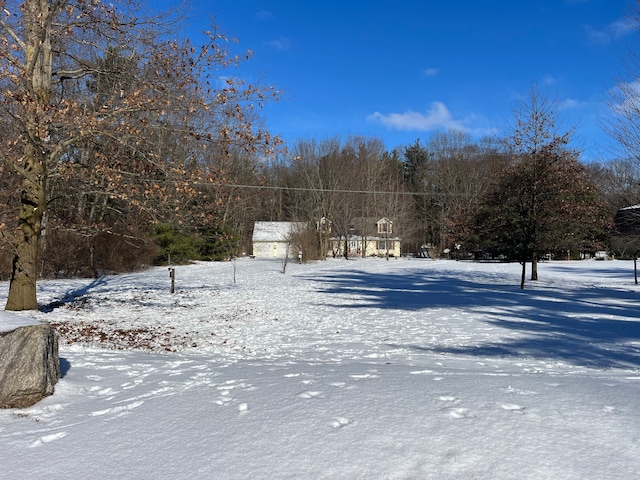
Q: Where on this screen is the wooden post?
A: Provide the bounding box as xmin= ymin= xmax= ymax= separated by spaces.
xmin=169 ymin=268 xmax=175 ymax=293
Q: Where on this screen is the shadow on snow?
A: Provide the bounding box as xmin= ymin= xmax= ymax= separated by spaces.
xmin=307 ymin=267 xmax=640 ymax=370
xmin=40 ymin=277 xmax=108 ymax=313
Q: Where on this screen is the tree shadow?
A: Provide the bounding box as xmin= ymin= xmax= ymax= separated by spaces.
xmin=40 ymin=276 xmax=108 ymax=313
xmin=307 ymin=266 xmax=640 ymax=369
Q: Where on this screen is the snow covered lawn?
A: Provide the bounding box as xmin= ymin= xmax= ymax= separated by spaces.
xmin=1 ymin=258 xmax=640 ymax=479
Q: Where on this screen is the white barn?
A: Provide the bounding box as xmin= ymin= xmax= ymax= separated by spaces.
xmin=251 ymin=221 xmax=304 ymax=258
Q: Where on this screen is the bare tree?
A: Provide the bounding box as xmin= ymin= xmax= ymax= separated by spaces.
xmin=284 ymin=138 xmax=347 ymax=259
xmin=0 ymin=0 xmax=279 ymax=310
xmin=400 ymin=132 xmax=507 ymax=257
xmin=428 ymin=131 xmax=507 ymax=254
xmin=269 ymin=136 xmax=410 ymax=260
xmin=587 ymin=159 xmax=640 ymax=211
xmin=604 ymin=1 xmax=640 ymax=167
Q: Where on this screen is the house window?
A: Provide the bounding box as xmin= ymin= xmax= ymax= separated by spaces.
xmin=378 ymin=221 xmax=391 ymax=234
xmin=378 ymin=241 xmax=394 ymax=251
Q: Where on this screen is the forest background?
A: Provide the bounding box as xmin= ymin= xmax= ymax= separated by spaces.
xmin=1 ymin=0 xmax=640 ymax=309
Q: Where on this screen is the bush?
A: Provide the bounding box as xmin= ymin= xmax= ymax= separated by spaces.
xmin=151 ymin=223 xmax=238 ymax=264
xmin=40 ymin=226 xmax=157 ymax=278
xmin=290 ymin=225 xmax=321 ymax=261
xmin=151 ymin=223 xmax=200 ymax=264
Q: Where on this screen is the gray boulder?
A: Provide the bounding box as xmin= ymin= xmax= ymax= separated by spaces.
xmin=0 ymin=320 xmax=61 ymax=409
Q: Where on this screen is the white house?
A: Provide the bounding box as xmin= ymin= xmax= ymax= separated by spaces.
xmin=251 ymin=221 xmax=304 ymax=258
xmin=329 ymin=217 xmax=401 ymax=258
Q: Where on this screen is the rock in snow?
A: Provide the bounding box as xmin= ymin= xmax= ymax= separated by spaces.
xmin=0 ymin=322 xmax=60 ymax=408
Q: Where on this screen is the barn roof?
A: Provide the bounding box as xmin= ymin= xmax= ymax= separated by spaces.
xmin=252 ymin=222 xmax=305 ymax=242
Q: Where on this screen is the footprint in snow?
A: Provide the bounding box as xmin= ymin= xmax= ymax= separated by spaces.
xmin=90 ymin=400 xmax=144 ymax=417
xmin=331 ymin=417 xmax=354 ymax=429
xmin=449 ymin=408 xmax=473 ymax=419
xmin=120 ymin=378 xmax=145 ymax=390
xmin=298 ymin=391 xmax=323 ymax=399
xmin=29 ymin=431 xmax=68 ymax=448
xmin=438 ymin=396 xmax=458 ymax=403
xmin=24 ymin=403 xmax=66 ymax=421
xmin=120 ymin=387 xmax=176 ymax=403
xmin=216 ymin=380 xmax=250 ymax=396
xmin=505 ymin=386 xmax=538 ymax=396
xmin=500 ymin=403 xmax=525 ymax=414
xmin=213 ymin=396 xmax=233 ymax=406
xmin=93 ymin=387 xmax=117 ymax=397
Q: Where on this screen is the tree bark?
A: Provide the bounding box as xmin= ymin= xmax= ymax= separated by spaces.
xmin=5 ymin=0 xmax=52 ymax=311
xmin=5 ymin=149 xmax=45 ymax=311
xmin=520 ymin=261 xmax=526 ymax=289
xmin=530 ymin=252 xmax=538 ymax=281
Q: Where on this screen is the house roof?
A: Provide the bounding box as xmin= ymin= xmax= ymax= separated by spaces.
xmin=343 ymin=217 xmax=395 ymax=237
xmin=251 ymin=221 xmax=305 ymax=242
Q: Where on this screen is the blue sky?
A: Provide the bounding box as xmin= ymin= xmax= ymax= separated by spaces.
xmin=169 ymin=0 xmax=635 ymax=160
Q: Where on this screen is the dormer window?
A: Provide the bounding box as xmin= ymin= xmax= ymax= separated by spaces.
xmin=377 ymin=219 xmax=392 ymax=234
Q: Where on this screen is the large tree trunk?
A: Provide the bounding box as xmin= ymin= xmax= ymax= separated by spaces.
xmin=5 ymin=154 xmax=45 ymax=311
xmin=530 ymin=252 xmax=538 ymax=281
xmin=5 ymin=0 xmax=52 ymax=311
xmin=520 ymin=261 xmax=526 ymax=289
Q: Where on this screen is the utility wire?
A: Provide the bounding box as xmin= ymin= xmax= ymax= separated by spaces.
xmin=196 ymin=182 xmax=474 ymax=197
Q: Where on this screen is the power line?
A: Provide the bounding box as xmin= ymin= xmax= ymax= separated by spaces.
xmin=198 ymin=182 xmax=475 ymax=197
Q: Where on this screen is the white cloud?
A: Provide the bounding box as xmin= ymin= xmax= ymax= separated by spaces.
xmin=367 ymin=102 xmax=495 ymax=136
xmin=610 ymin=18 xmax=635 ymax=39
xmin=585 ymin=25 xmax=609 ymax=44
xmin=254 ymin=10 xmax=274 ymax=21
xmin=559 ymin=98 xmax=589 ymax=110
xmin=264 ymin=36 xmax=292 ymax=51
xmin=422 ymin=68 xmax=439 ymax=77
xmin=585 ymin=17 xmax=635 ymax=44
xmin=609 ymin=81 xmax=640 ymax=116
xmin=368 ymin=102 xmax=462 ymax=130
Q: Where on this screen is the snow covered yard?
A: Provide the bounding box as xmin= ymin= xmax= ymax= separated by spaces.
xmin=1 ymin=258 xmax=640 ymax=479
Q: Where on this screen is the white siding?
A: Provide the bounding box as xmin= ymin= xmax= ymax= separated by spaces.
xmin=251 ymin=222 xmax=304 ymax=258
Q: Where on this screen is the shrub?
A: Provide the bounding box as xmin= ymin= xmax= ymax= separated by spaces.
xmin=151 ymin=223 xmax=238 ymax=264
